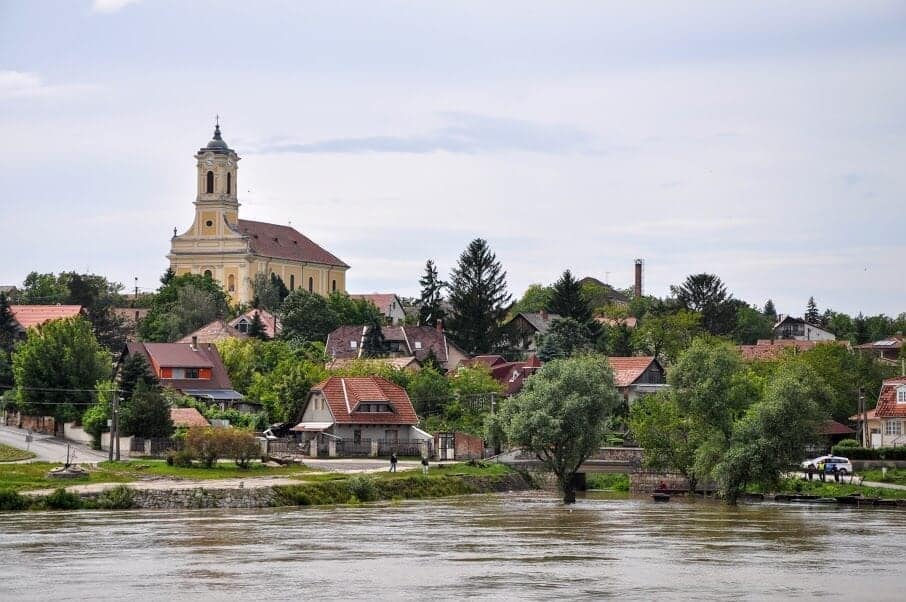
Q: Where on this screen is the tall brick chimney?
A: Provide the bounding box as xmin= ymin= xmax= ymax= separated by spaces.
xmin=634 ymin=259 xmax=643 ymax=298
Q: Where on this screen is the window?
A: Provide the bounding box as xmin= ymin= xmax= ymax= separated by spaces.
xmin=898 ymin=387 xmax=906 ymax=403
xmin=384 ymin=429 xmax=398 ymax=442
xmin=206 ymin=171 xmax=214 ymax=193
xmin=353 ymin=430 xmax=362 ymax=444
xmin=237 ymin=320 xmax=248 ymax=333
xmin=203 ymin=269 xmax=213 ymax=279
xmin=350 ymin=341 xmax=357 ymax=349
xmin=332 ymin=280 xmax=337 ymax=292
xmin=414 ymin=341 xmax=422 ymax=350
xmin=289 ymin=274 xmax=295 ymax=290
xmin=308 ymin=277 xmax=314 ymax=292
xmin=227 ymin=274 xmax=235 ymax=292
xmin=885 ymin=420 xmax=902 ymax=436
xmin=185 ymin=368 xmax=199 ymax=379
xmin=226 ymin=172 xmax=231 ymax=194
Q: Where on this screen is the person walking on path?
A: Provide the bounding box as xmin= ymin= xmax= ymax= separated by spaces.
xmin=389 ymin=452 xmax=398 ymax=473
xmin=818 ymin=460 xmax=826 ymax=482
xmin=832 ymin=464 xmax=840 ymax=483
xmin=421 ymin=457 xmax=429 ymax=475
xmin=806 ymin=465 xmax=815 ymax=481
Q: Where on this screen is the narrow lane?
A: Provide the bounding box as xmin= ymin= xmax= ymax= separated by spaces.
xmin=0 ymin=424 xmax=108 ymax=463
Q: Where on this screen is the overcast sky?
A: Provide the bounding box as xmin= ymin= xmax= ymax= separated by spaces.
xmin=2 ymin=1 xmax=905 ymax=316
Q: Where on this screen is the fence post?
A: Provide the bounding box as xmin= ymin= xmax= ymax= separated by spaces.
xmin=328 ymin=439 xmax=337 ymax=457
xmin=370 ymin=439 xmax=379 ymax=457
xmin=309 ymin=439 xmax=318 ymax=457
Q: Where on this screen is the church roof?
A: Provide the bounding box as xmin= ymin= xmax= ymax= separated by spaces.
xmin=236 ymin=219 xmax=349 ymax=268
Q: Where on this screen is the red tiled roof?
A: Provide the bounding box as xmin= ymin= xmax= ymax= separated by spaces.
xmin=123 ymin=342 xmax=234 ymax=391
xmin=349 ymin=294 xmax=401 ymax=315
xmin=236 ymin=219 xmax=348 ymax=268
xmin=459 ymin=355 xmax=508 ymax=369
xmin=607 ymin=356 xmax=657 ymax=387
xmin=170 ymin=407 xmax=210 ymax=428
xmin=874 ymin=377 xmax=906 ymax=419
xmin=10 ymin=305 xmax=83 ymax=330
xmin=178 ymin=320 xmax=248 ymax=344
xmin=738 ymin=339 xmax=848 ymax=361
xmin=819 ymin=420 xmax=855 ymax=436
xmin=313 ymin=376 xmax=418 ymax=425
xmin=229 ymin=308 xmax=281 ymax=339
xmin=856 ymin=335 xmax=904 ymax=350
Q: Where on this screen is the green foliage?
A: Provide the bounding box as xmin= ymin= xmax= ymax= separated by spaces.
xmin=166 ymin=449 xmax=195 ymax=467
xmin=630 ymin=392 xmax=701 ymax=491
xmin=118 ymin=384 xmax=174 ymax=439
xmin=12 ymin=317 xmax=111 ymax=421
xmin=118 ymin=353 xmax=158 ymax=400
xmin=246 ymin=311 xmax=268 ymax=340
xmin=328 ymin=358 xmax=409 ymax=388
xmin=82 ymin=381 xmax=114 ymax=448
xmin=585 ymin=473 xmax=629 ymax=491
xmin=280 ymin=289 xmax=339 ymax=343
xmin=41 ymin=487 xmax=83 ymax=510
xmin=327 ymin=292 xmax=383 ymax=326
xmin=138 ymin=273 xmax=230 ymax=342
xmin=182 ymin=427 xmax=261 ymax=468
xmin=670 ymin=273 xmax=736 ymax=336
xmin=537 ymin=317 xmax=592 ymax=362
xmin=832 ymin=446 xmax=906 ymax=460
xmin=96 ymin=484 xmax=135 ymax=509
xmin=510 ymin=283 xmax=553 ymax=316
xmin=406 ymin=367 xmax=452 ymax=416
xmin=361 ymin=316 xmax=387 ymax=358
xmin=631 ymin=310 xmax=701 ymax=364
xmin=19 ymin=272 xmax=68 ymax=304
xmin=763 ymin=299 xmax=777 ymax=320
xmin=417 ymin=259 xmax=447 ymax=327
xmin=447 ymin=238 xmax=511 ymax=355
xmin=805 ymin=296 xmax=820 ymax=324
xmin=733 ymin=304 xmax=774 ymax=344
xmin=0 ymin=489 xmax=28 ymax=511
xmin=0 ymin=292 xmax=18 ymax=356
xmin=495 ymin=354 xmax=621 ymax=503
xmin=835 ymin=438 xmax=860 ymax=448
xmin=0 ymin=443 xmax=35 ymax=462
xmin=250 ymin=272 xmax=289 ymax=311
xmin=185 ymin=427 xmax=223 ymax=468
xmin=547 ymin=270 xmax=592 ymax=325
xmin=346 ymin=475 xmax=378 ymax=502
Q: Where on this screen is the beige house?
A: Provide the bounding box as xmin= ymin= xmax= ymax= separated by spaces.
xmin=168 ymin=123 xmax=349 ymax=305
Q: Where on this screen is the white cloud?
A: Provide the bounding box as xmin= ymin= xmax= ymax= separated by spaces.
xmin=91 ymin=0 xmax=140 ymax=13
xmin=0 ymin=70 xmax=97 ymax=101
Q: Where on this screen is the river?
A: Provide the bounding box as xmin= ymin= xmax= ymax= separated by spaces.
xmin=1 ymin=492 xmax=904 ymax=600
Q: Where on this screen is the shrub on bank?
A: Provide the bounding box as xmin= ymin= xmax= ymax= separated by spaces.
xmin=832 ymin=446 xmax=906 ymax=460
xmin=0 ymin=489 xmax=28 ymax=511
xmin=96 ymin=485 xmax=135 ymax=510
xmin=835 ymin=439 xmax=860 ymax=448
xmin=184 ymin=427 xmax=261 ymax=468
xmin=41 ymin=488 xmax=82 ymax=510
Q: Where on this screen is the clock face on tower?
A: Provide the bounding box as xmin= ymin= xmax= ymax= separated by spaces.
xmin=205 ymin=157 xmax=214 ymax=167
xmin=226 ymin=158 xmax=233 ymax=167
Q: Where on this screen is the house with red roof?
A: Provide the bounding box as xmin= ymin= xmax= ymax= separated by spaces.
xmin=871 ymin=377 xmax=906 ymax=448
xmin=292 ymin=376 xmax=432 ymax=455
xmin=738 ymin=339 xmax=849 ymax=361
xmin=326 ymin=324 xmax=468 ymax=372
xmin=230 ymin=308 xmax=281 ymax=338
xmin=170 ymin=407 xmax=211 ymax=428
xmin=9 ymin=305 xmax=84 ymax=338
xmin=607 ymin=356 xmax=668 ymax=404
xmin=119 ymin=339 xmax=246 ymax=410
xmin=504 ymin=311 xmax=561 ymax=352
xmin=178 ymin=319 xmax=249 ymax=345
xmin=856 ymin=335 xmax=905 ymax=364
xmin=455 ymin=354 xmax=542 ymax=397
xmin=349 ymin=293 xmax=406 ymax=325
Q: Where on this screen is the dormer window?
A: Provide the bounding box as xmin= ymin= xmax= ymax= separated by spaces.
xmin=897 ymin=386 xmax=906 ymax=404
xmin=350 ymin=341 xmax=357 ymax=349
xmin=414 ymin=341 xmax=422 ymax=349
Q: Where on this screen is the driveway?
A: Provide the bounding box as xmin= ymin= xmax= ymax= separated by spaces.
xmin=0 ymin=425 xmax=108 ymax=464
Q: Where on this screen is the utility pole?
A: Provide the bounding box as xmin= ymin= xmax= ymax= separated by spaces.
xmin=111 ymin=393 xmax=121 ymax=462
xmin=859 ymin=387 xmax=867 ymax=448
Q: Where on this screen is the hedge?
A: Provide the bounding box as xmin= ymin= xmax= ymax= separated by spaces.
xmin=831 ymin=446 xmax=906 ymax=460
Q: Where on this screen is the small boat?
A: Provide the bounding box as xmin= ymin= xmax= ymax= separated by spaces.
xmin=652 ymin=492 xmax=670 ymax=502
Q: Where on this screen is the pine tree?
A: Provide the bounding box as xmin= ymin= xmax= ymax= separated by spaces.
xmin=446 ymin=239 xmax=511 ymax=355
xmin=160 ymin=268 xmax=176 ymax=286
xmin=805 ymin=297 xmax=820 ymax=324
xmin=418 ymin=259 xmax=446 ymax=327
xmin=547 ymin=270 xmax=590 ymax=323
xmin=247 ymin=311 xmax=269 ymax=340
xmin=763 ymin=299 xmax=777 ymax=320
xmin=118 ymin=353 xmax=159 ymax=401
xmin=0 ymin=292 xmax=17 ymax=354
xmin=362 ymin=315 xmax=386 ymax=358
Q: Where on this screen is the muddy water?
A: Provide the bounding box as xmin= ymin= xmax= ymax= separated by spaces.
xmin=1 ymin=492 xmax=904 ymax=600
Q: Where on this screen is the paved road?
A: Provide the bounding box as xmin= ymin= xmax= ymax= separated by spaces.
xmin=0 ymin=425 xmax=108 ymax=464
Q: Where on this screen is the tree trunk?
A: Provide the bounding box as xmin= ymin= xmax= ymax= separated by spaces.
xmin=559 ymin=473 xmax=577 ymax=504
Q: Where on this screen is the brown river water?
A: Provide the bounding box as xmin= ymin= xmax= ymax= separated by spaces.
xmin=1 ymin=491 xmax=904 ymax=601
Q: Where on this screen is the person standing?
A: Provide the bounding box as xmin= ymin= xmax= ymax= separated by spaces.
xmin=806 ymin=465 xmax=814 ymax=481
xmin=832 ymin=464 xmax=840 ymax=483
xmin=389 ymin=452 xmax=398 ymax=473
xmin=818 ymin=460 xmax=826 ymax=482
xmin=421 ymin=456 xmax=429 ymax=475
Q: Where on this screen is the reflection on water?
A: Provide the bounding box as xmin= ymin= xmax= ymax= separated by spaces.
xmin=1 ymin=492 xmax=905 ymax=600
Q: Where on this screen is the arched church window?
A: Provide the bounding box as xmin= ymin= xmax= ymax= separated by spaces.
xmin=228 ymin=274 xmax=235 ymax=292
xmin=332 ymin=280 xmax=337 ymax=293
xmin=203 ymin=269 xmax=213 ymax=279
xmin=227 ymin=172 xmax=231 ymax=194
xmin=289 ymin=275 xmax=295 ymax=290
xmin=308 ymin=277 xmax=314 ymax=292
xmin=206 ymin=171 xmax=214 ymax=193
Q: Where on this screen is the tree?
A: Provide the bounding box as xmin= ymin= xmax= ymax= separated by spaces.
xmin=417 ymin=259 xmax=447 ymax=327
xmin=0 ymin=293 xmax=16 ymax=387
xmin=763 ymin=299 xmax=777 ymax=321
xmin=536 ymin=317 xmax=592 ymax=362
xmin=118 ymin=353 xmax=158 ymax=401
xmin=733 ymin=304 xmax=774 ymax=345
xmin=406 ymin=367 xmax=452 ymax=416
xmin=12 ymin=317 xmax=111 ymax=421
xmin=280 ymin=289 xmax=339 ymax=343
xmin=247 ymin=312 xmax=268 ymax=340
xmin=251 ymin=272 xmax=283 ymax=311
xmin=714 ymin=363 xmax=825 ymax=504
xmin=805 ymin=297 xmax=820 ymax=324
xmin=327 ymin=292 xmax=382 ymax=326
xmin=19 ymin=272 xmax=67 ymax=304
xmin=495 ymin=354 xmax=621 ymax=503
xmin=446 ymin=239 xmax=511 ymax=354
xmin=510 ymin=284 xmax=553 ymax=316
xmin=630 ymin=392 xmax=701 ymax=492
xmin=547 ymin=270 xmax=591 ymax=324
xmin=118 ymin=383 xmax=174 ymax=439
xmin=631 ymin=310 xmax=701 ymax=364
xmin=361 ymin=316 xmax=387 ymax=358
xmin=670 ymin=274 xmax=736 ymax=336
xmin=139 ymin=274 xmax=230 ymax=342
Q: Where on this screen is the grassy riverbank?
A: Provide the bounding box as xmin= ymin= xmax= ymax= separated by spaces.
xmin=755 ymin=478 xmax=906 ymax=500
xmin=0 ymin=443 xmax=35 ymax=463
xmin=860 ymin=468 xmax=906 ymax=486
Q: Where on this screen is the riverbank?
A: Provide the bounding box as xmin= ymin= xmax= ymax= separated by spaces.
xmin=0 ymin=462 xmax=534 ymax=511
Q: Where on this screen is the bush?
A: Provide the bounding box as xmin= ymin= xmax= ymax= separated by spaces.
xmin=166 ymin=449 xmax=195 ymax=467
xmin=42 ymin=488 xmax=82 ymax=510
xmin=346 ymin=475 xmax=377 ymax=502
xmin=0 ymin=489 xmax=29 ymax=511
xmin=223 ymin=430 xmax=261 ymax=468
xmin=185 ymin=427 xmax=223 ymax=468
xmin=96 ymin=485 xmax=135 ymax=510
xmin=185 ymin=427 xmax=260 ymax=468
xmin=831 ymin=445 xmax=906 ymax=460
xmin=836 ymin=439 xmax=860 ymax=448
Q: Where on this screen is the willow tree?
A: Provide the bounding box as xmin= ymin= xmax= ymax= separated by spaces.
xmin=496 ymin=354 xmax=620 ymax=504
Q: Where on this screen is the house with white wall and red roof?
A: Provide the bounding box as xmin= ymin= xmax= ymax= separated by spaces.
xmin=872 ymin=377 xmax=906 ymax=448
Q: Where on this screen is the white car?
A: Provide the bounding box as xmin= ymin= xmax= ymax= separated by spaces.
xmin=801 ymin=455 xmax=853 ymax=475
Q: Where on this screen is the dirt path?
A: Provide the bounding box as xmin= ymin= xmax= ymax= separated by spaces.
xmin=25 ymin=476 xmax=307 ymax=497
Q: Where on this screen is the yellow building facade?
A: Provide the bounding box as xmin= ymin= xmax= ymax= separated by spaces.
xmin=168 ymin=124 xmax=349 ymax=305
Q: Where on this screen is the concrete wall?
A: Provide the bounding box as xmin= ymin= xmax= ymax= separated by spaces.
xmin=100 ymin=432 xmax=135 ymax=455
xmin=62 ymin=422 xmax=93 ymax=446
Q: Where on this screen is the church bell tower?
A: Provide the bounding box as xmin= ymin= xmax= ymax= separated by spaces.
xmin=194 ymin=119 xmax=240 ymax=236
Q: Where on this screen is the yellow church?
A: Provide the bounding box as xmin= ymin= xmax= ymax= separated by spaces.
xmin=168 ymin=123 xmax=349 ymax=305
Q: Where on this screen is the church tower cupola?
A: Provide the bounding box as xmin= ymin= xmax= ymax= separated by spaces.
xmin=194 ymin=119 xmax=240 ymax=226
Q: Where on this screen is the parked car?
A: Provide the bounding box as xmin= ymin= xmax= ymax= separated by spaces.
xmin=801 ymin=455 xmax=853 ymax=475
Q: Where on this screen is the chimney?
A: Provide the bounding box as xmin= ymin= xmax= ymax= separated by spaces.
xmin=634 ymin=259 xmax=643 ymax=298
xmin=436 ymin=319 xmax=443 ymax=333
xmin=191 ymin=335 xmax=198 ymax=350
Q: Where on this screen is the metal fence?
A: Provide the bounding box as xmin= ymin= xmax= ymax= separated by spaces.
xmin=377 ymin=438 xmax=431 ymax=457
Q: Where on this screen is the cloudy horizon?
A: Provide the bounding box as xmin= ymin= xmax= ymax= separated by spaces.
xmin=2 ymin=1 xmax=905 ymax=317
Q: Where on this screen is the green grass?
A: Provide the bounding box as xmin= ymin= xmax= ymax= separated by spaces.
xmin=860 ymin=468 xmax=906 ymax=486
xmin=0 ymin=462 xmax=133 ymax=493
xmin=586 ymin=473 xmax=630 ymax=491
xmin=755 ymin=477 xmax=906 ymax=500
xmin=95 ymin=460 xmax=315 ymax=481
xmin=0 ymin=443 xmax=35 ymax=463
